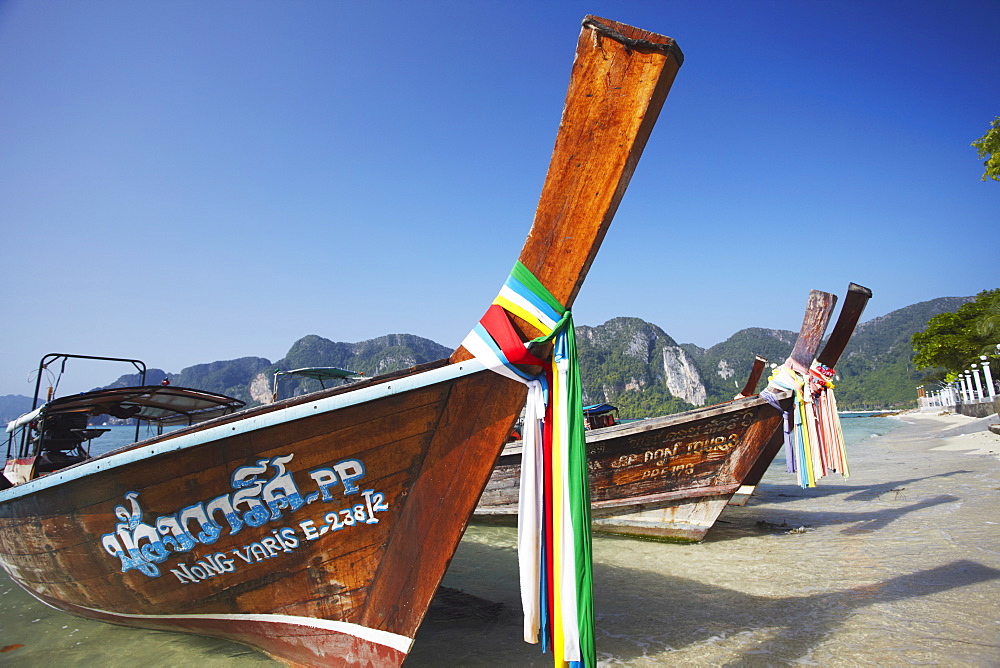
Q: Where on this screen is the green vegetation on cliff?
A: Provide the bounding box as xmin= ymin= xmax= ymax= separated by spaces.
xmin=102 ymin=298 xmax=980 ymax=415
xmin=611 ymin=386 xmax=696 ymax=419
xmin=833 ymin=296 xmax=974 ymax=407
xmin=578 ymin=320 xmax=797 ymax=418
xmin=577 ymin=317 xmax=679 ymax=411
xmin=575 ymin=296 xmax=972 ymax=415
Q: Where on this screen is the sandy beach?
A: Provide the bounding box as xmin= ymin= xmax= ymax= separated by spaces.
xmin=408 ymin=411 xmax=1000 ymax=666
xmin=1 ymin=413 xmax=998 ymax=665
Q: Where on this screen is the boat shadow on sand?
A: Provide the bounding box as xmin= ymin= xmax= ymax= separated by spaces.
xmin=710 ymin=493 xmax=962 ymax=539
xmin=744 ymin=469 xmax=972 ymax=505
xmin=411 ymin=540 xmax=1000 ymax=665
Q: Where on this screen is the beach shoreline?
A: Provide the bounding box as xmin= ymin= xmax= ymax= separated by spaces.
xmin=409 ymin=410 xmax=1000 ymax=665
xmin=892 ymin=409 xmax=1000 ymax=458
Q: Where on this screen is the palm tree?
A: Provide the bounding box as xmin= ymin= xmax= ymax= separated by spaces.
xmin=977 ymin=303 xmax=1000 ymax=355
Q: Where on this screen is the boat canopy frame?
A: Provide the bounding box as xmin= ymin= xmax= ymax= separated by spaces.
xmin=27 ymin=353 xmax=147 ymax=446
xmin=271 ymin=366 xmax=365 ymax=401
xmin=7 ymin=354 xmax=245 ymax=465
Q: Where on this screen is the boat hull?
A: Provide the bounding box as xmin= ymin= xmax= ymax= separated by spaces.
xmin=0 ymin=361 xmax=525 ymax=665
xmin=29 ymin=588 xmax=407 ymax=666
xmin=475 ymin=392 xmax=789 ymax=542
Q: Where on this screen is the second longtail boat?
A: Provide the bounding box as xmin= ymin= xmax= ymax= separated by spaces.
xmin=476 ymin=289 xmax=838 ymax=541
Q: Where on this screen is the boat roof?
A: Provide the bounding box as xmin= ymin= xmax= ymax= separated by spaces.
xmin=6 ymin=386 xmax=245 ymax=432
xmin=583 ymin=403 xmax=618 ymax=415
xmin=276 ymin=367 xmax=364 ymax=381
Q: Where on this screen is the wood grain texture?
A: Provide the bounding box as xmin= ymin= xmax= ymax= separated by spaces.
xmin=731 ymin=423 xmax=787 ymax=495
xmin=516 ymin=16 xmax=683 ymax=311
xmin=452 ymin=16 xmax=683 ymax=362
xmin=737 ymin=356 xmax=768 ymax=398
xmin=787 ymin=290 xmax=837 ymax=369
xmin=816 ymin=283 xmax=872 ymax=368
xmin=361 ymin=372 xmax=526 ymax=638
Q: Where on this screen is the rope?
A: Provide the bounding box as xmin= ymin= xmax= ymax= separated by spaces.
xmin=582 ymin=17 xmax=684 ymax=65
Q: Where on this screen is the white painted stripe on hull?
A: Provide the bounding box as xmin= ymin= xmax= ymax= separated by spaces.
xmin=16 ymin=583 xmax=412 ymax=656
xmin=19 ymin=581 xmax=413 ymax=654
xmin=0 ymin=359 xmax=487 ymax=503
xmin=74 ymin=603 xmax=415 ymax=654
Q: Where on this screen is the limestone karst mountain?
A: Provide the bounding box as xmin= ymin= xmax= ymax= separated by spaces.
xmin=0 ymin=296 xmax=972 ymax=423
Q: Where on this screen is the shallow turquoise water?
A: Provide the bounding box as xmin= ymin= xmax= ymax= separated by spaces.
xmin=87 ymin=424 xmax=180 ymax=456
xmin=838 ymin=414 xmax=901 ymax=443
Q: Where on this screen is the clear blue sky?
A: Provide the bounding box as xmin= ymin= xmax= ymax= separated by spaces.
xmin=2 ymin=0 xmax=997 ymax=397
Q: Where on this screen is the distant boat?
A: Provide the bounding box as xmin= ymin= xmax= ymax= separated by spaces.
xmin=476 ymin=289 xmax=839 ymax=541
xmin=0 ymin=16 xmax=684 ymax=665
xmin=583 ymin=403 xmax=620 ymax=430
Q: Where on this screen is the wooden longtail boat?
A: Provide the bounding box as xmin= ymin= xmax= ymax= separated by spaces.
xmin=0 ymin=16 xmax=683 ymax=666
xmin=475 ymin=290 xmax=837 ymax=542
xmin=728 ymin=282 xmax=873 ymax=506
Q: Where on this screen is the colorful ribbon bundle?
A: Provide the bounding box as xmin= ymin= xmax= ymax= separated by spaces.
xmin=809 ymin=361 xmax=849 ymax=478
xmin=461 ymin=261 xmax=595 ymax=667
xmin=762 ymin=360 xmax=849 ymax=488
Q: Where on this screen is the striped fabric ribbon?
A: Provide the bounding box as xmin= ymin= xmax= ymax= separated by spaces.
xmin=460 ymin=260 xmax=595 ymax=667
xmin=809 ymin=362 xmax=850 ymax=478
xmin=762 ymin=359 xmax=850 ymax=488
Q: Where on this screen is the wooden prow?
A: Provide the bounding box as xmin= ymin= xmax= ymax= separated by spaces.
xmin=452 ymin=16 xmax=684 ymax=362
xmin=816 ymin=282 xmax=872 ymax=368
xmin=736 ymin=355 xmax=768 ymax=399
xmin=735 ymin=289 xmax=838 ymax=401
xmin=784 ymin=289 xmax=838 ymax=371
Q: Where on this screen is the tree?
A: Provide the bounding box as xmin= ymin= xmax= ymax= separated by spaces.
xmin=971 ymin=116 xmax=1000 ymax=182
xmin=912 ymin=289 xmax=1000 ymax=373
xmin=977 ymin=301 xmax=1000 ymax=340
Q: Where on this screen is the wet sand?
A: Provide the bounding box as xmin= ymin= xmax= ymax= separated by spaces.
xmin=1 ymin=414 xmax=998 ymax=665
xmin=409 ymin=412 xmax=1000 ymax=666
